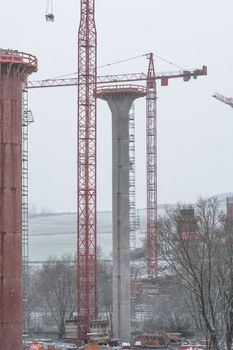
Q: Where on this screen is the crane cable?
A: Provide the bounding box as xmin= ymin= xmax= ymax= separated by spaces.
xmin=37 ymin=53 xmax=186 ymax=81
xmin=97 ymin=53 xmax=148 ymax=69
xmin=46 ymin=0 xmax=53 ymax=14
xmin=153 ymin=53 xmax=185 ymax=70
xmin=41 ymin=54 xmax=148 ymax=80
xmin=98 ymin=52 xmax=186 ymax=70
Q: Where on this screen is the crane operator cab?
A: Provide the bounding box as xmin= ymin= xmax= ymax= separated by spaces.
xmin=45 ymin=0 xmax=54 ymax=22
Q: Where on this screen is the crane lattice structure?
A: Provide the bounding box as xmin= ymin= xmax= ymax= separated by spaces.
xmin=77 ymin=0 xmax=97 ymax=339
xmin=146 ymin=53 xmax=157 ymax=278
xmin=26 ymin=62 xmax=207 ymax=337
xmin=212 ymin=92 xmax=233 ymax=108
xmin=27 ymin=67 xmax=207 ymax=89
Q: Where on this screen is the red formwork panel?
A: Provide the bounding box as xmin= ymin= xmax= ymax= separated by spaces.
xmin=4 ymin=233 xmax=22 ymax=277
xmin=1 ymin=326 xmax=23 ymax=350
xmin=3 ymin=277 xmax=23 ymax=322
xmin=15 ymin=190 xmax=23 ymax=230
xmin=0 ymin=78 xmax=23 ymax=350
xmin=2 ymin=189 xmax=14 ymax=232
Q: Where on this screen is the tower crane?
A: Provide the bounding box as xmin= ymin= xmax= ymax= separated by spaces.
xmin=34 ymin=0 xmax=207 ymax=340
xmin=26 ymin=64 xmax=207 ymax=280
xmin=44 ymin=0 xmax=97 ymax=339
xmin=212 ymin=92 xmax=233 ymax=108
xmin=77 ymin=0 xmax=97 ymax=340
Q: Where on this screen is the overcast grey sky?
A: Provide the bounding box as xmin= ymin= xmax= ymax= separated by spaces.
xmin=1 ymin=0 xmax=233 ymax=212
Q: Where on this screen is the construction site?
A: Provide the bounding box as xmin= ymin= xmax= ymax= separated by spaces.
xmin=0 ymin=1 xmax=233 ymax=350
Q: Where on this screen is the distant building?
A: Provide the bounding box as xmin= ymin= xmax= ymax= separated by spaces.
xmin=175 ymin=207 xmax=199 ymax=240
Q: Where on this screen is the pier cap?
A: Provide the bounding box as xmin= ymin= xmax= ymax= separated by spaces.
xmin=96 ymin=84 xmax=146 ymax=100
xmin=0 ymin=48 xmax=38 ymax=79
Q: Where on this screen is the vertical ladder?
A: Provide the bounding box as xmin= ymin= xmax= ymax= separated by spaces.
xmin=22 ymin=87 xmax=34 ymax=345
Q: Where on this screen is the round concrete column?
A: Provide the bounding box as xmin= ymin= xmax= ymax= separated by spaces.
xmin=0 ymin=49 xmax=37 ymax=350
xmin=97 ymin=85 xmax=146 ymax=340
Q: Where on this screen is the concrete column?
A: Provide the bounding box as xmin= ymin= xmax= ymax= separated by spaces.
xmin=97 ymin=86 xmax=146 ymax=341
xmin=0 ymin=50 xmax=37 ymax=350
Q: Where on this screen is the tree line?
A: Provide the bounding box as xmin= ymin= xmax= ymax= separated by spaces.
xmin=28 ymin=197 xmax=233 ymax=350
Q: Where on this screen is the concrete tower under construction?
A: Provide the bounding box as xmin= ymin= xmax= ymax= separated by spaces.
xmin=0 ymin=49 xmax=37 ymax=350
xmin=97 ymin=85 xmax=146 ymax=340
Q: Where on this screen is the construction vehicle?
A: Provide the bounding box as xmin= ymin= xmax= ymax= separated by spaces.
xmin=29 ymin=342 xmax=44 ymax=350
xmin=29 ymin=342 xmax=58 ymax=350
xmin=135 ymin=331 xmax=169 ymax=348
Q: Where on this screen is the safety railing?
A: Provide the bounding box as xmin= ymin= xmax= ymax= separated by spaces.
xmin=0 ymin=49 xmax=37 ymax=69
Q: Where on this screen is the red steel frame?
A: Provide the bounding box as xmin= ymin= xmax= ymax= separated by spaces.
xmin=146 ymin=53 xmax=158 ymax=278
xmin=77 ymin=0 xmax=97 ymax=339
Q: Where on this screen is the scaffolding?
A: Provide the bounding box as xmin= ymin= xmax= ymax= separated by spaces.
xmin=22 ymin=87 xmax=34 ymax=344
xmin=129 ymin=103 xmax=139 ymax=250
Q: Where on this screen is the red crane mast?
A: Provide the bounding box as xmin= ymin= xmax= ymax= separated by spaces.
xmin=77 ymin=0 xmax=97 ymax=339
xmin=146 ymin=53 xmax=157 ymax=278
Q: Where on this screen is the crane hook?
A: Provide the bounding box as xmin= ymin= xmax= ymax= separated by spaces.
xmin=45 ymin=0 xmax=54 ymax=22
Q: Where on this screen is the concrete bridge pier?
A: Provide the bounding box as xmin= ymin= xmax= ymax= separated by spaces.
xmin=97 ymin=85 xmax=146 ymax=340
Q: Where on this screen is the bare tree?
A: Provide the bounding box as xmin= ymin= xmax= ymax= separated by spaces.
xmin=159 ymin=198 xmax=223 ymax=350
xmin=97 ymin=257 xmax=113 ymax=331
xmin=141 ymin=282 xmax=194 ymax=335
xmin=31 ymin=255 xmax=76 ymax=338
xmin=215 ymin=213 xmax=233 ymax=350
